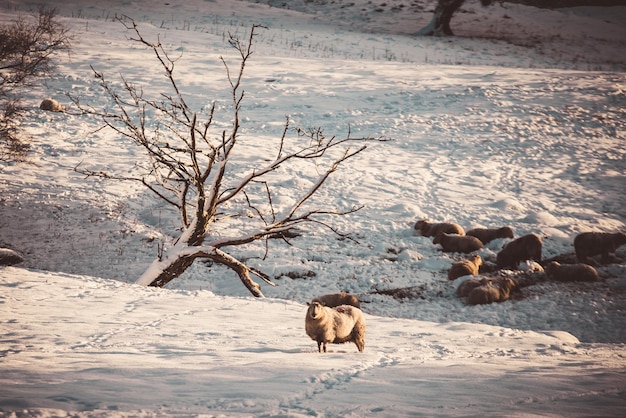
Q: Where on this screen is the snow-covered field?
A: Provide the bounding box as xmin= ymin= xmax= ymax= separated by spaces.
xmin=1 ymin=0 xmax=625 ymax=416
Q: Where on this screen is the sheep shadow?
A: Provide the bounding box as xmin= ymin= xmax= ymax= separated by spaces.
xmin=233 ymin=347 xmax=360 ymax=354
xmin=232 ymin=347 xmax=307 ymax=354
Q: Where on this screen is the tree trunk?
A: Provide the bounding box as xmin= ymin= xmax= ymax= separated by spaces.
xmin=137 ymin=214 xmax=213 ymax=289
xmin=144 ymin=255 xmax=196 ymax=288
xmin=136 ymin=213 xmax=263 ymax=296
xmin=139 ymin=246 xmax=264 ymax=297
xmin=416 ymin=0 xmax=466 ymax=36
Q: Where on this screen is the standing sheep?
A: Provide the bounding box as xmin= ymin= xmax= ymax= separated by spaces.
xmin=305 ymin=302 xmax=366 ymax=353
xmin=466 ymin=227 xmax=514 ymax=245
xmin=544 ymin=261 xmax=599 ymax=282
xmin=467 ymin=277 xmax=517 ymax=306
xmin=311 ymin=292 xmax=361 ymax=309
xmin=574 ymin=231 xmax=626 ymax=264
xmin=435 ymin=233 xmax=483 ymax=253
xmin=496 ymin=233 xmax=542 ymax=269
xmin=448 ymin=254 xmax=483 ymax=280
xmin=414 ymin=219 xmax=464 ymax=237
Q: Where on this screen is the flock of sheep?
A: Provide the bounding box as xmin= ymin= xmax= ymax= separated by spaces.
xmin=304 ymin=220 xmax=625 ymax=353
xmin=415 ymin=219 xmax=626 ymax=306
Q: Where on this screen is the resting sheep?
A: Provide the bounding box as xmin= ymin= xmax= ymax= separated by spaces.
xmin=305 ymin=301 xmax=366 ymax=353
xmin=466 ymin=227 xmax=514 ymax=245
xmin=448 ymin=254 xmax=483 ymax=280
xmin=574 ymin=231 xmax=626 ymax=264
xmin=414 ymin=220 xmax=464 ymax=237
xmin=311 ymin=292 xmax=361 ymax=309
xmin=456 ymin=276 xmax=491 ymax=298
xmin=435 ymin=233 xmax=484 ymax=253
xmin=496 ymin=233 xmax=542 ymax=269
xmin=467 ymin=277 xmax=517 ymax=305
xmin=544 ymin=261 xmax=599 ymax=282
xmin=0 ymin=248 xmax=24 ymax=266
xmin=40 ymin=98 xmax=64 ymax=112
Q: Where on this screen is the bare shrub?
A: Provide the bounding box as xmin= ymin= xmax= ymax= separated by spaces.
xmin=0 ymin=7 xmax=71 ymax=161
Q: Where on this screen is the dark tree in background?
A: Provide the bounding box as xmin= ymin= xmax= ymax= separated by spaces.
xmin=416 ymin=0 xmax=626 ymax=37
xmin=416 ymin=0 xmax=468 ymax=36
xmin=416 ymin=0 xmax=503 ymax=36
xmin=0 ymin=8 xmax=71 ymax=162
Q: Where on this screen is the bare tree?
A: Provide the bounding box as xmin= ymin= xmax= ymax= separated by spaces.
xmin=74 ymin=18 xmax=386 ymax=297
xmin=0 ymin=7 xmax=71 ymax=161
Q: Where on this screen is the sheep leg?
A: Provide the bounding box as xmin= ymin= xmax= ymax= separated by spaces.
xmin=601 ymin=251 xmax=610 ymax=264
xmin=353 ymin=323 xmax=366 ymax=352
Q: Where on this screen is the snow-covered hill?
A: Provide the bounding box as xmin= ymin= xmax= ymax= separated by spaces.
xmin=2 ymin=267 xmax=625 ymax=416
xmin=1 ymin=0 xmax=625 ymax=415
